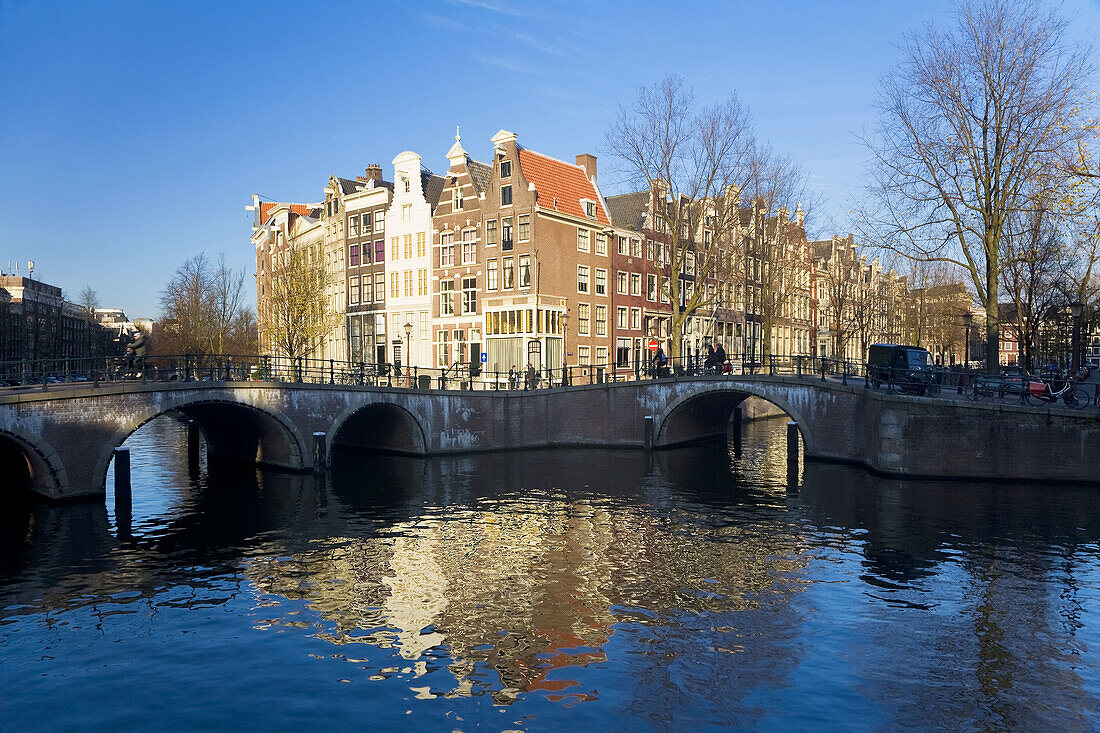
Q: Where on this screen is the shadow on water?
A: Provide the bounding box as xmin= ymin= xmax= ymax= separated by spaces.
xmin=2 ymin=417 xmax=1100 ymax=730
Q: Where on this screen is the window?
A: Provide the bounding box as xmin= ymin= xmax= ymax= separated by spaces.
xmin=436 ymin=330 xmax=450 ymax=366
xmin=617 ymin=271 xmax=628 ymax=294
xmin=595 ymin=305 xmax=607 ymax=336
xmin=462 ymin=229 xmax=476 ymax=264
xmin=350 ymin=276 xmax=360 ymax=305
xmin=404 ymin=234 xmax=413 ymax=259
xmin=660 ymin=276 xmax=670 ymax=303
xmin=578 ymin=265 xmax=589 ymax=293
xmin=595 ymin=268 xmax=607 ymax=296
xmin=486 ymin=219 xmax=497 ymax=247
xmin=630 ymin=307 xmax=641 ymax=330
xmin=404 ymin=177 xmax=411 ymax=193
xmin=462 ymin=277 xmax=477 ymax=314
xmin=503 ymin=257 xmax=514 ymax=289
xmin=630 ymin=273 xmax=641 ymax=296
xmin=487 ymin=259 xmax=498 ymax=290
xmin=440 ymin=280 xmax=455 ymax=315
xmin=631 ymin=238 xmax=641 ymax=258
xmin=501 ymin=217 xmax=513 ymax=251
xmin=596 ymin=346 xmax=608 ymax=365
xmin=578 ymin=346 xmax=590 ymax=365
xmin=362 ymin=275 xmax=373 ymax=304
xmin=618 ymin=236 xmax=628 ymax=255
xmin=418 ymin=268 xmax=427 ymax=296
xmin=440 ymin=232 xmax=454 ymax=267
xmin=501 ymin=185 xmax=512 ymax=206
xmin=404 ymin=271 xmax=413 ymax=297
xmin=585 ymin=201 xmax=597 ymax=219
xmin=577 ymin=228 xmax=589 ymax=252
xmin=391 ymin=236 xmax=400 ymax=260
xmin=500 ymin=160 xmax=512 ymax=178
xmin=578 ymin=303 xmax=590 ymax=335
xmin=417 ymin=232 xmax=426 ymax=258
xmin=647 ymin=274 xmax=657 ymax=301
xmin=595 ymin=232 xmax=607 ymax=256
xmin=518 ymin=213 xmax=530 ymax=241
xmin=374 ymin=214 xmax=382 ymax=233
xmin=453 ymin=184 xmax=463 ymax=211
xmin=518 ymin=255 xmax=531 ymax=288
xmin=390 ymin=272 xmax=400 ymax=299
xmin=402 ymin=204 xmax=411 ymax=221
xmin=362 ymin=212 xmax=372 ymax=234
xmin=349 ymin=216 xmax=359 ymax=236
xmin=349 ymin=244 xmax=360 ymax=267
xmin=617 ymin=306 xmax=628 ymax=329
xmin=374 ymin=240 xmax=384 ymax=263
xmin=616 ymin=338 xmax=631 ymax=367
xmin=374 ymin=273 xmax=384 ymax=302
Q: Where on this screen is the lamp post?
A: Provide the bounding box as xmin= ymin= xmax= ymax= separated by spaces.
xmin=1070 ymin=301 xmax=1083 ymax=374
xmin=403 ymin=321 xmax=413 ymax=382
xmin=962 ymin=311 xmax=973 ymax=368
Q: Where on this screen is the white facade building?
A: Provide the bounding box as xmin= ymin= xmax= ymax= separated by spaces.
xmin=383 ymin=151 xmax=442 ymax=372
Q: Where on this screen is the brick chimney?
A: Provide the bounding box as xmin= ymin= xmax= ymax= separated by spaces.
xmin=576 ymin=153 xmax=597 ymax=181
xmin=365 ymin=164 xmax=383 ymax=181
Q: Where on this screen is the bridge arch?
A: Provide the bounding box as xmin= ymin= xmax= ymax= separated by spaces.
xmin=655 ymin=382 xmax=811 ymax=451
xmin=0 ymin=428 xmax=69 ymax=499
xmin=330 ymin=401 xmax=427 ymax=457
xmin=92 ymin=395 xmax=310 ymax=492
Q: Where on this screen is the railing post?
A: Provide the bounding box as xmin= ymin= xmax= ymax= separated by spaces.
xmin=92 ymin=358 xmax=100 ymax=387
xmin=295 ymin=358 xmax=302 ymax=383
xmin=821 ymin=357 xmax=827 ymax=382
xmin=330 ymin=359 xmax=335 ymax=385
xmin=842 ymin=361 xmax=848 ymax=386
xmin=769 ymin=355 xmax=775 ymax=375
xmin=64 ymin=358 xmax=70 ymax=383
xmin=797 ymin=355 xmax=802 ymax=378
xmin=141 ymin=357 xmax=147 ymax=384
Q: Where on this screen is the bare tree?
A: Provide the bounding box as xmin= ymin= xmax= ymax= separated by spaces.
xmin=605 ymin=75 xmax=754 ymax=359
xmin=158 ymin=253 xmax=251 ymax=356
xmin=816 ymin=237 xmax=860 ymax=359
xmin=260 ymin=245 xmax=341 ymax=361
xmin=76 ymin=286 xmax=100 ymax=318
xmin=858 ymin=0 xmax=1092 ymax=372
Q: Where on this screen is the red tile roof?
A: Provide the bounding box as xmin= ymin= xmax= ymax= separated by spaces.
xmin=517 ymin=148 xmax=609 ymax=226
xmin=259 ymin=202 xmax=314 ymax=223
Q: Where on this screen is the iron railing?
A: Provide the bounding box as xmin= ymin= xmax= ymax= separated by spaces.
xmin=0 ymin=353 xmax=1096 ymax=409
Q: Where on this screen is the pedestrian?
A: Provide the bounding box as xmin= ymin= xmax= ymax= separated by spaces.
xmin=526 ymin=363 xmax=538 ymax=390
xmin=508 ymin=365 xmax=518 ymax=390
xmin=704 ymin=342 xmax=717 ymax=372
xmin=714 ymin=342 xmax=727 ymax=372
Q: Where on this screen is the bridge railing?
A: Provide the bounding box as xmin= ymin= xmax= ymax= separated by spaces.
xmin=2 ymin=353 xmax=1096 ymax=409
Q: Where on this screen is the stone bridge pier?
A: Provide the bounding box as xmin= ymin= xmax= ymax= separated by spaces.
xmin=0 ymin=376 xmax=1098 ymax=501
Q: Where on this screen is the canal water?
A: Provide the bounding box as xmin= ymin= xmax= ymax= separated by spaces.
xmin=2 ymin=417 xmax=1100 ymax=731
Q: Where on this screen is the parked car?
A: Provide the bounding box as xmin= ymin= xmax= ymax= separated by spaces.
xmin=867 ymin=343 xmax=935 ymax=394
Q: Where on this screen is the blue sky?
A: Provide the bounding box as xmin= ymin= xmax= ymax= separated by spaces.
xmin=2 ymin=0 xmax=1098 ymax=318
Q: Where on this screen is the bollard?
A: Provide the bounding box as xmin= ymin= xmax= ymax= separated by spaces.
xmin=643 ymin=415 xmax=655 ymax=452
xmin=786 ymin=421 xmax=800 ymax=465
xmin=113 ymin=446 xmax=132 ymax=507
xmin=312 ymin=431 xmax=327 ymax=474
xmin=187 ymin=420 xmax=201 ymax=465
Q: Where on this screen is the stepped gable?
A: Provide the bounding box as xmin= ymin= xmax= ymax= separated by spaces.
xmin=516 ymin=147 xmax=609 ymax=225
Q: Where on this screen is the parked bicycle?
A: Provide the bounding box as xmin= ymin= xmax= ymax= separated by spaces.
xmin=1023 ymin=376 xmax=1090 ymax=409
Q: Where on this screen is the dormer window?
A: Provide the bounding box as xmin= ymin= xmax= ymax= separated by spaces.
xmin=582 ymin=199 xmax=597 ymax=219
xmin=500 ymin=160 xmax=512 ymax=178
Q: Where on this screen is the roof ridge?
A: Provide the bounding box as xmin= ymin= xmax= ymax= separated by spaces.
xmin=519 ymin=146 xmax=588 ymax=173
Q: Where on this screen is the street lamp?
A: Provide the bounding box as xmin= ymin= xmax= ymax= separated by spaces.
xmin=962 ymin=311 xmax=973 ymax=368
xmin=403 ymin=321 xmax=413 ymax=362
xmin=1069 ymin=301 xmax=1083 ymax=374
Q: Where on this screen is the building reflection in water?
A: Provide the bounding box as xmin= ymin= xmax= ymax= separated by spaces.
xmin=246 ymin=442 xmax=808 ymax=704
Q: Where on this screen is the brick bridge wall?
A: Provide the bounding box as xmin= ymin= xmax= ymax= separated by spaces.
xmin=0 ymin=376 xmax=1097 ymax=500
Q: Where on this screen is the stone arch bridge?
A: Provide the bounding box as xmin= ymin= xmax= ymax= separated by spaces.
xmin=0 ymin=376 xmax=1097 ymax=500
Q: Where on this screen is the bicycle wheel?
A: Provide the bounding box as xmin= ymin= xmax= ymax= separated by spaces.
xmin=967 ymin=384 xmax=984 ymax=401
xmin=1000 ymin=383 xmax=1023 ymax=405
xmin=1024 ymin=387 xmax=1049 ymax=407
xmin=1065 ymin=386 xmax=1090 ymax=410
